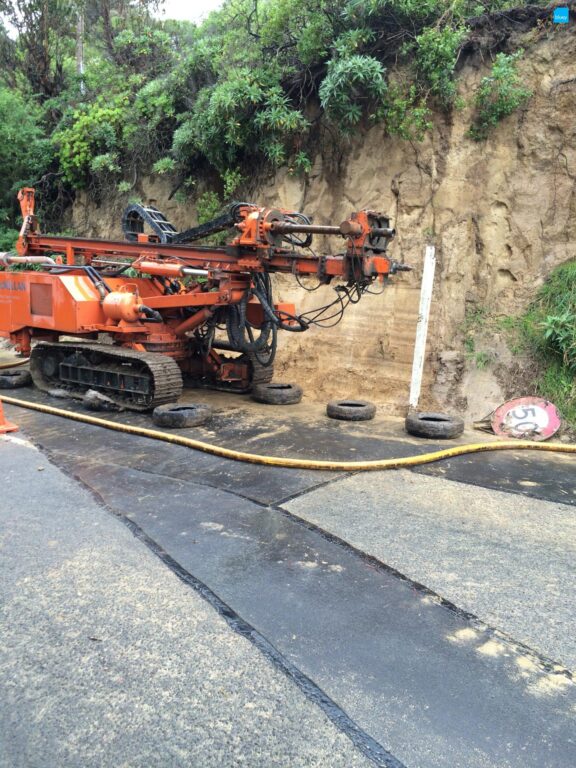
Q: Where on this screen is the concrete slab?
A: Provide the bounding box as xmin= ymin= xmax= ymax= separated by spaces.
xmin=4 ymin=387 xmax=575 ymax=507
xmin=3 ymin=395 xmax=576 ymax=768
xmin=8 ymin=401 xmax=336 ymax=507
xmin=416 ymin=450 xmax=575 ymax=506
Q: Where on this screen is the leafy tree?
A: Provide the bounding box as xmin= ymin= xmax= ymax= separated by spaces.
xmin=0 ymin=86 xmax=52 ymax=242
xmin=172 ymin=68 xmax=309 ymax=173
xmin=414 ymin=26 xmax=466 ymax=107
xmin=53 ymin=96 xmax=127 ymax=185
xmin=258 ymin=0 xmax=342 ymax=67
xmin=319 ymin=55 xmax=387 ymax=129
xmin=1 ymin=0 xmax=78 ymax=98
xmin=0 ymin=0 xmax=542 ymax=209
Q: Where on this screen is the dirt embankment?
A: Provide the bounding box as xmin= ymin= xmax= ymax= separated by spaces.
xmin=72 ymin=25 xmax=576 ymax=420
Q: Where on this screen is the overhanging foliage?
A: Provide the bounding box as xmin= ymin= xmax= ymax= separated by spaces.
xmin=0 ymin=0 xmax=545 ymax=239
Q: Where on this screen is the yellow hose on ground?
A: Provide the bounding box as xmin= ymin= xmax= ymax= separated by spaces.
xmin=1 ymin=394 xmax=575 ymax=471
xmin=0 ymin=358 xmax=30 ymax=370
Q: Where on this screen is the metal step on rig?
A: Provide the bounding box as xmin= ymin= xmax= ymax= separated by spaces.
xmin=0 ymin=187 xmax=409 ymax=411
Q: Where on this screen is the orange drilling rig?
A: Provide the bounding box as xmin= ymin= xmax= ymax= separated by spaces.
xmin=0 ymin=188 xmax=406 ymax=410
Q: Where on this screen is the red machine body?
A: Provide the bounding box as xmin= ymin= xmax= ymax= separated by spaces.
xmin=0 ymin=188 xmax=404 ymax=409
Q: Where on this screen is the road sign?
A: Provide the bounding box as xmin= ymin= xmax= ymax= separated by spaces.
xmin=491 ymin=396 xmax=561 ymax=441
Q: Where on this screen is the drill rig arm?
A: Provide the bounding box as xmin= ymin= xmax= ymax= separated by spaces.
xmin=0 ymin=188 xmax=408 ymax=408
xmin=15 ymin=190 xmax=400 ymax=282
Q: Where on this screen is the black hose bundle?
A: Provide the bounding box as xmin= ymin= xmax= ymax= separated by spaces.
xmin=225 ymin=286 xmax=278 ymax=367
xmin=251 ymin=273 xmax=309 ymax=333
xmin=224 ymin=264 xmax=380 ymax=366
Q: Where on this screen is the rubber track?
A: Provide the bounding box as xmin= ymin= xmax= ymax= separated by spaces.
xmin=30 ymin=342 xmax=183 ymax=411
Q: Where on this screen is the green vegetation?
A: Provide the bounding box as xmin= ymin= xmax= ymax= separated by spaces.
xmin=469 ymin=51 xmax=532 ymax=140
xmin=460 ymin=304 xmax=486 ymax=346
xmin=472 ymin=349 xmax=494 ymax=369
xmin=0 ymin=227 xmax=19 ymax=251
xmin=195 ymin=190 xmax=229 ymax=245
xmin=460 ymin=305 xmax=496 ymax=368
xmin=0 ymin=0 xmax=542 ymax=243
xmin=502 ymin=261 xmax=576 ymax=427
xmin=414 ymin=25 xmax=466 ymax=108
xmin=320 ymin=54 xmax=387 ymax=129
xmin=0 ymin=86 xmax=53 ymax=249
xmin=54 ymin=97 xmax=127 ymax=185
xmin=523 ymin=261 xmax=576 ymax=424
xmin=461 ymin=269 xmax=576 ymax=429
xmin=535 ymin=360 xmax=576 ymax=428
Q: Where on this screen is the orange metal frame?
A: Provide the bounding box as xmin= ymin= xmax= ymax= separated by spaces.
xmin=1 ymin=189 xmax=396 ymax=371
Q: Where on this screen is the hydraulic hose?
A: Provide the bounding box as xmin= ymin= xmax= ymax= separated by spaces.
xmin=138 ymin=305 xmax=163 ymax=323
xmin=1 ymin=394 xmax=575 ymax=472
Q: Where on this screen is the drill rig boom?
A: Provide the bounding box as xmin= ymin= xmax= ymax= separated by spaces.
xmin=0 ymin=188 xmax=406 ymax=409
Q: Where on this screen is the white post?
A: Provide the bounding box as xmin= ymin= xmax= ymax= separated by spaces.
xmin=76 ymin=13 xmax=85 ymax=95
xmin=408 ymin=245 xmax=436 ymax=410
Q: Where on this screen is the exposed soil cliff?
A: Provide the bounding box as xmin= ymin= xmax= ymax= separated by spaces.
xmin=72 ymin=24 xmax=576 ymax=419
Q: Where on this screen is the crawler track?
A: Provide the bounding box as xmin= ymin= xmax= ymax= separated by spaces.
xmin=30 ymin=341 xmax=183 ymax=411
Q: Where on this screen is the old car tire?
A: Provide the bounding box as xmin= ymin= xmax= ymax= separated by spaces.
xmin=326 ymin=399 xmax=376 ymax=421
xmin=251 ymin=382 xmax=303 ymax=405
xmin=152 ymin=403 xmax=212 ymax=429
xmin=0 ymin=368 xmax=32 ymax=389
xmin=405 ymin=411 xmax=464 ymax=439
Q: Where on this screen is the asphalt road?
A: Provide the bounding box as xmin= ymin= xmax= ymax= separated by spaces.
xmin=0 ymin=437 xmax=374 ymax=768
xmin=1 ymin=393 xmax=575 ymax=767
xmin=284 ymin=468 xmax=576 ymax=669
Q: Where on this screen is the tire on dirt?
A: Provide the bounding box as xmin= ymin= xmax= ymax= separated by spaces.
xmin=405 ymin=411 xmax=464 ymax=439
xmin=152 ymin=403 xmax=212 ymax=429
xmin=0 ymin=368 xmax=32 ymax=389
xmin=251 ymin=382 xmax=303 ymax=405
xmin=326 ymin=399 xmax=376 ymax=421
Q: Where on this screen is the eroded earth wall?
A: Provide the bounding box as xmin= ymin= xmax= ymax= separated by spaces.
xmin=73 ymin=30 xmax=576 ymax=417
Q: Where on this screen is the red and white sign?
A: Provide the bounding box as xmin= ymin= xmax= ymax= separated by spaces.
xmin=491 ymin=397 xmax=561 ymax=441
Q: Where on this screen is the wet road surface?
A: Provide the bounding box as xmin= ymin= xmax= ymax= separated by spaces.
xmin=0 ymin=438 xmax=375 ymax=768
xmin=2 ymin=389 xmax=575 ymax=767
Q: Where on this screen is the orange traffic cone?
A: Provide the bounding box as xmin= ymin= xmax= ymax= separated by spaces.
xmin=0 ymin=398 xmax=18 ymax=434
